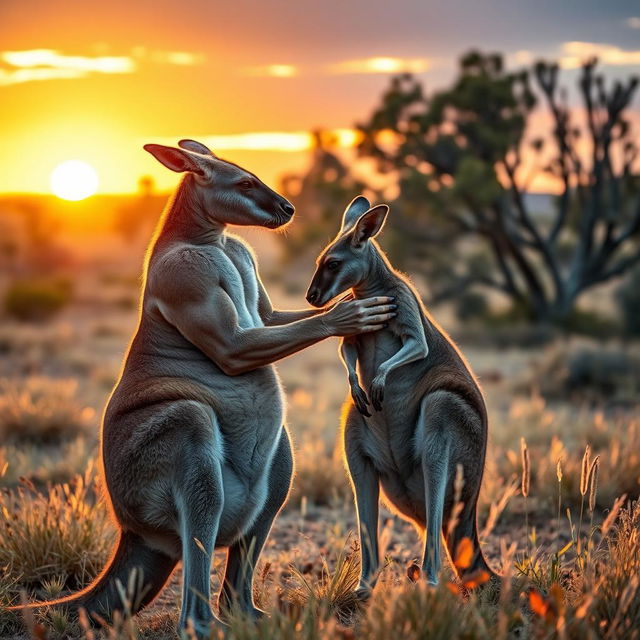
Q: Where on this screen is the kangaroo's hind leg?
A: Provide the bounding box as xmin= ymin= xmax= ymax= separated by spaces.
xmin=415 ymin=391 xmax=456 ymax=585
xmin=344 ymin=407 xmax=380 ymax=596
xmin=219 ymin=426 xmax=293 ymax=619
xmin=174 ymin=405 xmax=225 ymax=637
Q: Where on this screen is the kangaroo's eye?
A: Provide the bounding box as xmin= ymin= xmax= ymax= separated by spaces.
xmin=326 ymin=260 xmax=341 ymax=271
xmin=239 ymin=180 xmax=253 ymax=190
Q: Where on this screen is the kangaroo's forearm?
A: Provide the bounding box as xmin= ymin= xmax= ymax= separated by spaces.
xmin=266 ymin=308 xmax=323 ymax=326
xmin=340 ymin=338 xmax=359 ymax=381
xmin=221 ymin=315 xmax=332 ymax=374
xmin=378 ymin=336 xmax=427 ymax=377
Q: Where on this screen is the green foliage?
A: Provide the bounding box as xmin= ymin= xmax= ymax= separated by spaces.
xmin=358 ymin=52 xmax=640 ymax=326
xmin=279 ymin=131 xmax=369 ymax=263
xmin=4 ymin=278 xmax=73 ymax=321
xmin=558 ymin=308 xmax=620 ymax=338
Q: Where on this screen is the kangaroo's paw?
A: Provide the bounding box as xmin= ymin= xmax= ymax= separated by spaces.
xmin=351 ymin=383 xmax=371 ymax=417
xmin=370 ymin=374 xmax=386 ymax=411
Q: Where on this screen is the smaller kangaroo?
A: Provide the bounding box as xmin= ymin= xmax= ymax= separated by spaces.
xmin=306 ymin=196 xmax=497 ymax=593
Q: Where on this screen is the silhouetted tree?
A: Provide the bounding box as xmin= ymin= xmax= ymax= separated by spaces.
xmin=359 ymin=52 xmax=640 ymax=323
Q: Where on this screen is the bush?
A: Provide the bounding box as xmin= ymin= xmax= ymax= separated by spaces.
xmin=454 ymin=291 xmax=489 ymax=323
xmin=4 ymin=278 xmax=73 ymax=321
xmin=617 ymin=265 xmax=640 ymax=338
xmin=0 ymin=462 xmax=115 ymax=599
xmin=527 ymin=345 xmax=640 ymax=404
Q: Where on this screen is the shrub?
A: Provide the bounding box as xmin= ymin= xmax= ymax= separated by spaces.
xmin=4 ymin=278 xmax=73 ymax=321
xmin=289 ymin=439 xmax=350 ymax=507
xmin=0 ymin=377 xmax=96 ymax=444
xmin=617 ymin=265 xmax=640 ymax=338
xmin=454 ymin=291 xmax=489 ymax=323
xmin=526 ymin=345 xmax=640 ymax=404
xmin=0 ymin=462 xmax=115 ymax=600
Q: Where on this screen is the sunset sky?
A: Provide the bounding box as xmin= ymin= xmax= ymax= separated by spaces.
xmin=1 ymin=0 xmax=639 ymax=195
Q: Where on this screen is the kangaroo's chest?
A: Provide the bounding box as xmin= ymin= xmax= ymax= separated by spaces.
xmin=218 ymin=247 xmax=262 ymax=329
xmin=355 ymin=328 xmax=402 ymax=384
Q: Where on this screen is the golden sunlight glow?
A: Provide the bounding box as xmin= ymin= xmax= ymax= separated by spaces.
xmin=150 ymin=128 xmax=361 ymax=153
xmin=243 ymin=64 xmax=298 ymax=77
xmin=50 ymin=160 xmax=99 ymax=201
xmin=2 ymin=49 xmax=135 ymax=73
xmin=329 ymin=56 xmax=431 ymax=74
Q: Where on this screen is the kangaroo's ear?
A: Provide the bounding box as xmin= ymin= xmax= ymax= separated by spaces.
xmin=178 ymin=139 xmax=217 ymax=157
xmin=351 ymin=205 xmax=389 ymax=248
xmin=143 ymin=144 xmax=208 ymax=177
xmin=341 ymin=195 xmax=371 ymax=232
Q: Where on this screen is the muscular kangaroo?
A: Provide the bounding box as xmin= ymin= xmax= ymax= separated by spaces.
xmin=10 ymin=143 xmax=395 ymax=635
xmin=306 ymin=196 xmax=497 ymax=593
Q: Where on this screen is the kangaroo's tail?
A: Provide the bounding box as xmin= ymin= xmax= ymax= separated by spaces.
xmin=6 ymin=530 xmax=178 ymax=625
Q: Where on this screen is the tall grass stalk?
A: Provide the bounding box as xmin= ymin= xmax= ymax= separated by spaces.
xmin=577 ymin=444 xmax=591 ymax=555
xmin=520 ymin=437 xmax=530 ymax=558
xmin=556 ymin=458 xmax=563 ymax=541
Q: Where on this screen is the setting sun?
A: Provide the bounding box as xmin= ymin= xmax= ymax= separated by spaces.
xmin=50 ymin=160 xmax=99 ymax=200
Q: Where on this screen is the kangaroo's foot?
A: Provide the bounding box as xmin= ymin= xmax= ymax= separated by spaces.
xmin=218 ymin=598 xmax=267 ymax=623
xmin=179 ymin=613 xmax=226 ymax=640
xmin=353 ymin=586 xmax=373 ymax=602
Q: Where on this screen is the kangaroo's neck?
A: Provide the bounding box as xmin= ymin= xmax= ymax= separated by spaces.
xmin=353 ymin=243 xmax=399 ymax=298
xmin=159 ymin=175 xmax=226 ymax=246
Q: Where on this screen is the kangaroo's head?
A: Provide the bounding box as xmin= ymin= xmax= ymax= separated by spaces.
xmin=144 ymin=139 xmax=294 ymax=229
xmin=306 ymin=196 xmax=389 ymax=307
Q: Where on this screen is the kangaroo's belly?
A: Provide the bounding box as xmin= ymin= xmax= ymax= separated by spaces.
xmin=216 ymin=427 xmax=284 ymax=546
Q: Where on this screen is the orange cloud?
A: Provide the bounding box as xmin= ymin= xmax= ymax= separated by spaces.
xmin=327 ymin=56 xmax=431 ymax=74
xmin=0 ymin=47 xmax=204 ymax=86
xmin=242 ymin=64 xmax=298 ymax=77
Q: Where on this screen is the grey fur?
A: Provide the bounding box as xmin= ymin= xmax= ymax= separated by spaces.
xmin=306 ymin=199 xmax=497 ymax=593
xmin=11 ymin=144 xmax=396 ymax=636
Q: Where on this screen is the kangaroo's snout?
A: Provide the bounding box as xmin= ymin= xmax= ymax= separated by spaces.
xmin=280 ymin=200 xmax=295 ymax=217
xmin=306 ymin=287 xmax=320 ymax=306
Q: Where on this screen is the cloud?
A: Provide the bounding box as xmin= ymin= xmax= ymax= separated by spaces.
xmin=327 ymin=56 xmax=431 ymax=74
xmin=559 ymin=41 xmax=640 ymax=68
xmin=242 ymin=57 xmax=431 ymax=78
xmin=242 ymin=64 xmax=298 ymax=78
xmin=131 ymin=47 xmax=205 ymax=66
xmin=626 ymin=17 xmax=640 ymax=29
xmin=0 ymin=47 xmax=204 ymax=86
xmin=147 ymin=128 xmax=359 ymax=153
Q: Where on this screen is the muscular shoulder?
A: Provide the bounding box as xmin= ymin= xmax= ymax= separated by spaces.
xmin=225 ymin=233 xmax=258 ymax=268
xmin=148 ymin=245 xmax=221 ymax=304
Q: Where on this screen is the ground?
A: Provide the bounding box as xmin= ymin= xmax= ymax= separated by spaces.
xmin=0 ymin=269 xmax=639 ymax=639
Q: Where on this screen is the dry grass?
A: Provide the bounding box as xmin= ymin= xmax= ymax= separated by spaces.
xmin=0 ymin=461 xmax=115 ymax=602
xmin=0 ymin=286 xmax=639 ymax=638
xmin=0 ymin=377 xmax=96 ymax=444
xmin=0 ymin=436 xmax=95 ymax=488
